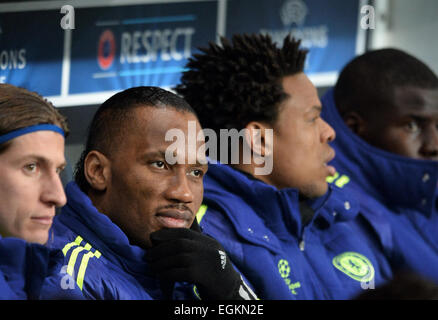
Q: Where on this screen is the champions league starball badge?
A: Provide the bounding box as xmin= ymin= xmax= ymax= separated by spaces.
xmin=280 ymin=0 xmax=308 ymax=27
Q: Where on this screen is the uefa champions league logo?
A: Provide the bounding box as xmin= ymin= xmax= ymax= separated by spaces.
xmin=280 ymin=0 xmax=308 ymax=27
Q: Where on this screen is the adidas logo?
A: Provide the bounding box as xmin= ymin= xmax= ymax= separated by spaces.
xmin=218 ymin=250 xmax=227 ymax=269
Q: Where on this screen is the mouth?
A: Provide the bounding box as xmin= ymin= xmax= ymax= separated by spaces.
xmin=31 ymin=216 xmax=54 ymax=226
xmin=155 ymin=209 xmax=193 ymax=229
xmin=324 ymin=149 xmax=337 ymax=177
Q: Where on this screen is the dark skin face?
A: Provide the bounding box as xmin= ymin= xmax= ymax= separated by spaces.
xmin=261 ymin=73 xmax=337 ymax=197
xmin=86 ymin=106 xmax=207 ymax=248
xmin=344 ymin=86 xmax=438 ymax=161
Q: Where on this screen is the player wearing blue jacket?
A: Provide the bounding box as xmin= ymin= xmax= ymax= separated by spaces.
xmin=45 ymin=87 xmax=258 ymax=300
xmin=47 ymin=181 xmax=190 ymax=299
xmin=0 ymin=84 xmax=83 ymax=299
xmin=197 ymin=162 xmax=393 ymax=299
xmin=0 ymin=237 xmax=51 ymax=299
xmin=176 ymin=34 xmax=393 ymax=299
xmin=321 ymin=49 xmax=438 ymax=283
xmin=0 ymin=236 xmax=83 ymax=300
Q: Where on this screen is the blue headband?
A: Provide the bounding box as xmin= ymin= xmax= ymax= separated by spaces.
xmin=0 ymin=124 xmax=65 ymax=145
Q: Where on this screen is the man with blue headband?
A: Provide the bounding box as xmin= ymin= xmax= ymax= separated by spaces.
xmin=0 ymin=83 xmax=82 ymax=299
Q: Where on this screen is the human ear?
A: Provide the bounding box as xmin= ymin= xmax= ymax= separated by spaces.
xmin=84 ymin=150 xmax=111 ymax=191
xmin=342 ymin=112 xmax=367 ymax=136
xmin=244 ymin=122 xmax=273 ymax=158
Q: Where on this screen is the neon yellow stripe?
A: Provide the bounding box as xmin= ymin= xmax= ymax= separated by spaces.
xmin=326 ymin=172 xmax=339 ymax=183
xmin=62 ymin=242 xmax=77 ymax=256
xmin=196 ymin=204 xmax=208 ymax=224
xmin=335 ymin=175 xmax=350 ymax=188
xmin=66 ymin=246 xmax=85 ymax=277
xmin=61 ymin=235 xmax=83 ymax=256
xmin=193 ymin=285 xmax=201 ymax=300
xmin=74 ymin=236 xmax=83 ymax=245
xmin=76 ymin=251 xmax=95 ymax=290
xmin=63 ymin=235 xmax=103 ymax=290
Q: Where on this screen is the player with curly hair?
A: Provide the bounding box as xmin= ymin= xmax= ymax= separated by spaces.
xmin=175 ymin=34 xmax=394 ymax=299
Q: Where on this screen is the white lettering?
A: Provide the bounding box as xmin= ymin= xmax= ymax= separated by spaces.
xmin=165 ymin=123 xmax=274 ymax=175
xmin=59 ymin=265 xmax=75 ymax=290
xmin=174 ymin=304 xmax=209 ymax=318
xmin=60 ymin=5 xmax=75 ymax=30
xmin=120 ymin=32 xmax=132 ymax=63
xmin=0 ymin=50 xmax=26 ymax=70
xmin=0 ymin=51 xmax=8 ymax=70
xmin=18 ymin=49 xmax=26 ymax=69
xmin=218 ymin=304 xmax=264 ymax=315
xmin=261 ymin=25 xmax=329 ymax=48
xmin=131 ymin=31 xmax=142 ymax=63
xmin=160 ymin=29 xmax=172 ymax=61
xmin=119 ymin=27 xmax=195 ymax=64
xmin=361 ymin=5 xmax=376 ymax=30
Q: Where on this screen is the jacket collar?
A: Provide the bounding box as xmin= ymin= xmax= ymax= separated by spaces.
xmin=204 ymin=162 xmax=358 ymax=244
xmin=59 ymin=182 xmax=150 ymax=275
xmin=321 ymin=89 xmax=438 ymax=217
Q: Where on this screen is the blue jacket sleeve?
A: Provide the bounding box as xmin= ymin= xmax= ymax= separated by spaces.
xmin=0 ymin=238 xmax=84 ymax=300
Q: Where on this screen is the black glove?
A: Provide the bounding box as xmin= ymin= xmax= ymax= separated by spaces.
xmin=147 ymin=226 xmax=257 ymax=300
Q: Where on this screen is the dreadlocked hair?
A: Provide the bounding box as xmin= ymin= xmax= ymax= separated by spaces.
xmin=175 ymin=33 xmax=308 ymax=133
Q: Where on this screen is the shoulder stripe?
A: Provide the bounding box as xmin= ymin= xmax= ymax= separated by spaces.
xmin=67 ymin=246 xmax=86 ymax=277
xmin=76 ymin=251 xmax=95 ymax=290
xmin=62 ymin=235 xmax=83 ymax=256
xmin=61 ymin=234 xmax=102 ymax=291
xmin=196 ymin=204 xmax=208 ymax=224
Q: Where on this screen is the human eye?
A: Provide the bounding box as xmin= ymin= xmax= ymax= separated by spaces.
xmin=23 ymin=162 xmax=39 ymax=175
xmin=405 ymin=120 xmax=420 ymax=133
xmin=311 ymin=115 xmax=320 ymax=123
xmin=188 ymin=168 xmax=204 ymax=178
xmin=151 ymin=161 xmax=166 ymax=169
xmin=56 ymin=166 xmax=65 ymax=175
xmin=309 ymin=111 xmax=321 ymax=123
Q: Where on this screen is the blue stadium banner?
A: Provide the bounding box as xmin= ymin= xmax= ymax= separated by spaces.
xmin=0 ymin=10 xmax=64 ymax=96
xmin=226 ymin=0 xmax=362 ymax=78
xmin=69 ymin=1 xmax=218 ymax=94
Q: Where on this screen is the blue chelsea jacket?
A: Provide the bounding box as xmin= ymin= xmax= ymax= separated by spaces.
xmin=321 ymin=89 xmax=438 ymax=283
xmin=197 ymin=162 xmax=393 ymax=300
xmin=0 ymin=236 xmax=83 ymax=300
xmin=45 ymin=182 xmax=197 ymax=300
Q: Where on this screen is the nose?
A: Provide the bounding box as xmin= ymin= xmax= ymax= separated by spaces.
xmin=320 ymin=118 xmax=336 ymax=143
xmin=419 ymin=125 xmax=438 ymax=160
xmin=164 ymin=169 xmax=195 ymax=204
xmin=41 ymin=171 xmax=67 ymax=208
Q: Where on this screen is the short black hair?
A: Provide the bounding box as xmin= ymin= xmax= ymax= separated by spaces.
xmin=334 ymin=48 xmax=438 ymax=117
xmin=75 ymin=86 xmax=195 ymax=193
xmin=175 ymin=33 xmax=307 ymax=134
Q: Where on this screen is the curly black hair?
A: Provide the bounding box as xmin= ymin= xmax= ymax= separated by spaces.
xmin=334 ymin=48 xmax=438 ymax=117
xmin=175 ymin=33 xmax=307 ymax=133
